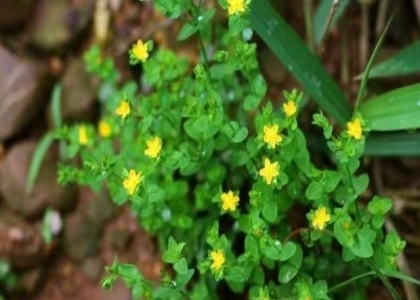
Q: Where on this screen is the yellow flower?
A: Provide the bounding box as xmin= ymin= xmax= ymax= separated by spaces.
xmin=259 ymin=158 xmax=279 ymax=185
xmin=123 ymin=169 xmax=142 ymax=195
xmin=221 ymin=191 xmax=239 ymax=212
xmin=78 ymin=125 xmax=88 ymax=145
xmin=210 ymin=249 xmax=225 ymax=271
xmin=283 ymin=101 xmax=297 ymax=117
xmin=227 ymin=0 xmax=246 ymax=15
xmin=116 ymin=100 xmax=130 ymax=119
xmin=132 ymin=39 xmax=149 ymax=62
xmin=263 ymin=125 xmax=282 ymax=149
xmin=347 ymin=118 xmax=362 ymax=140
xmin=312 ymin=206 xmax=331 ymax=230
xmin=98 ymin=120 xmax=111 ymax=138
xmin=144 ymin=137 xmax=162 ymax=159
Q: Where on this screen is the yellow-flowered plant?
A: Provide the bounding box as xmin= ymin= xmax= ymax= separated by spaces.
xmin=56 ymin=1 xmax=408 ymax=299
xmin=259 ymin=158 xmax=279 ymax=184
xmin=123 ymin=169 xmax=142 ymax=195
xmin=263 ymin=124 xmax=282 ymax=149
xmin=220 ymin=190 xmax=239 ymax=212
xmin=144 ymin=136 xmax=162 ymax=159
xmin=116 ymin=100 xmax=130 ymax=119
xmin=78 ymin=125 xmax=89 ymax=145
xmin=98 ymin=120 xmax=112 ymax=138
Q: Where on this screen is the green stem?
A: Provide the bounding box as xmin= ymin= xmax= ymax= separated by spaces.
xmin=329 ymin=271 xmax=376 ymax=293
xmin=368 ymin=259 xmax=402 ymax=300
xmin=345 ymin=164 xmax=360 ymax=218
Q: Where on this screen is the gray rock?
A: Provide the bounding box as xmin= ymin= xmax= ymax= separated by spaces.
xmin=63 ymin=212 xmax=101 ymax=262
xmin=0 ymin=141 xmax=77 ymax=218
xmin=0 ymin=0 xmax=34 ymax=29
xmin=0 ymin=46 xmax=49 ymax=141
xmin=30 ymin=0 xmax=94 ymax=52
xmin=56 ymin=58 xmax=97 ymax=124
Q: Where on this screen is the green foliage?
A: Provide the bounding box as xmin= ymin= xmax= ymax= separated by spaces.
xmin=53 ymin=1 xmax=420 ymax=299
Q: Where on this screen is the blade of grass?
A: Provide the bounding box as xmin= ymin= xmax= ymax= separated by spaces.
xmin=357 ymin=40 xmax=420 ymax=79
xmin=365 ymin=132 xmax=420 ymax=156
xmin=355 ymin=13 xmax=395 ymax=110
xmin=314 ymin=0 xmax=351 ymax=45
xmin=361 ymin=83 xmax=420 ymax=131
xmin=250 ymin=0 xmax=352 ymax=125
xmin=368 ymin=259 xmax=402 ymax=300
xmin=51 ymin=84 xmax=62 ymax=129
xmin=26 ymin=132 xmax=54 ymax=193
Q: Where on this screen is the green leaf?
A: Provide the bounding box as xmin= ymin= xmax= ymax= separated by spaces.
xmin=162 ymin=236 xmax=186 ymax=264
xmin=278 ymin=264 xmax=298 ymax=284
xmin=147 ymin=184 xmax=165 ymax=203
xmin=279 ymin=241 xmax=297 ymax=262
xmin=353 ymin=174 xmax=369 ymax=196
xmin=177 ymin=23 xmax=198 ymax=41
xmin=368 ymin=196 xmax=393 ymax=215
xmin=323 ymin=170 xmax=340 ymax=193
xmin=262 ymin=201 xmax=278 ymax=223
xmin=232 ymin=150 xmax=249 ymax=166
xmin=305 ymin=181 xmax=324 ymax=201
xmin=361 ymin=83 xmax=420 ymax=131
xmin=244 ymin=95 xmax=261 ymax=112
xmin=250 ymin=0 xmax=351 ymax=124
xmin=51 ymin=83 xmax=62 ymax=129
xmin=362 ymin=40 xmax=420 ymax=78
xmin=226 ymin=266 xmax=246 ymax=283
xmin=314 ymin=0 xmax=351 ymax=45
xmin=174 ymin=258 xmax=189 ymax=274
xmin=26 ymin=133 xmax=54 ymax=193
xmin=232 ymin=127 xmax=249 ymax=143
xmin=365 ymin=132 xmax=420 ymax=156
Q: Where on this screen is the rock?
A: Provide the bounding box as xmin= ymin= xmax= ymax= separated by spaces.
xmin=104 ymin=228 xmax=132 ymax=251
xmin=0 ymin=46 xmax=49 ymax=141
xmin=17 ymin=267 xmax=44 ymax=294
xmin=30 ymin=0 xmax=94 ymax=52
xmin=54 ymin=59 xmax=97 ymax=124
xmin=83 ymin=188 xmax=118 ymax=227
xmin=0 ymin=141 xmax=77 ymax=218
xmin=63 ymin=212 xmax=101 ymax=262
xmin=0 ymin=0 xmax=34 ymax=29
xmin=81 ymin=257 xmax=104 ymax=281
xmin=0 ymin=212 xmax=45 ymax=269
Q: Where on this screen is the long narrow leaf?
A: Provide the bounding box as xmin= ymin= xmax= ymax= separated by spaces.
xmin=51 ymin=84 xmax=62 ymax=129
xmin=314 ymin=0 xmax=351 ymax=45
xmin=361 ymin=83 xmax=420 ymax=131
xmin=26 ymin=133 xmax=54 ymax=193
xmin=360 ymin=40 xmax=420 ymax=78
xmin=250 ymin=0 xmax=352 ymax=125
xmin=355 ymin=14 xmax=394 ymax=110
xmin=365 ymin=132 xmax=420 ymax=156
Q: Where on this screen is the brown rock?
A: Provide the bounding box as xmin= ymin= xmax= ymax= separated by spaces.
xmin=0 ymin=0 xmax=34 ymax=29
xmin=83 ymin=187 xmax=117 ymax=227
xmin=0 ymin=46 xmax=49 ymax=141
xmin=63 ymin=212 xmax=101 ymax=262
xmin=55 ymin=58 xmax=98 ymax=124
xmin=0 ymin=212 xmax=45 ymax=269
xmin=30 ymin=0 xmax=94 ymax=52
xmin=81 ymin=257 xmax=104 ymax=281
xmin=0 ymin=141 xmax=77 ymax=218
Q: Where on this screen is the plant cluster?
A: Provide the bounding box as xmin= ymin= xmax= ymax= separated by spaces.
xmin=55 ymin=0 xmax=410 ymax=299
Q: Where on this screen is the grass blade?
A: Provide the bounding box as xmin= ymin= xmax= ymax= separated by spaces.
xmin=360 ymin=40 xmax=420 ymax=79
xmin=368 ymin=259 xmax=401 ymax=300
xmin=314 ymin=0 xmax=351 ymax=45
xmin=26 ymin=133 xmax=54 ymax=193
xmin=361 ymin=83 xmax=420 ymax=131
xmin=250 ymin=0 xmax=352 ymax=125
xmin=365 ymin=132 xmax=420 ymax=156
xmin=355 ymin=14 xmax=394 ymax=110
xmin=51 ymin=84 xmax=63 ymax=129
